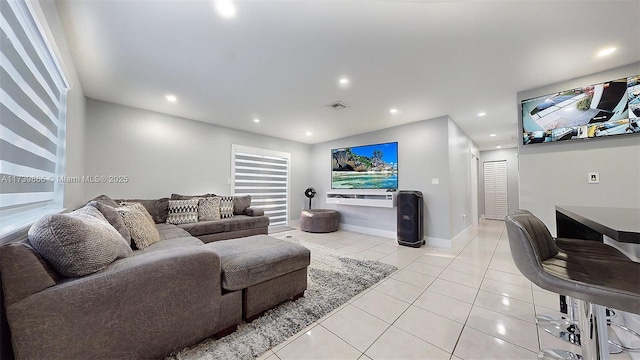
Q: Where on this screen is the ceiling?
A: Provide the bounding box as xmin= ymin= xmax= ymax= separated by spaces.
xmin=55 ymin=0 xmax=640 ymax=150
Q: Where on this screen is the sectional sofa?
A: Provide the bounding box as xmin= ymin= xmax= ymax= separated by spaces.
xmin=0 ymin=194 xmax=310 ymax=359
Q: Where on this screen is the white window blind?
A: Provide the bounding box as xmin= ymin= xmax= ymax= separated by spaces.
xmin=232 ymin=145 xmax=290 ymax=228
xmin=0 ymin=0 xmax=68 ymax=237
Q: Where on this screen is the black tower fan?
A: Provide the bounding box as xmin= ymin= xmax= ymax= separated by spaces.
xmin=397 ymin=190 xmax=424 ymax=247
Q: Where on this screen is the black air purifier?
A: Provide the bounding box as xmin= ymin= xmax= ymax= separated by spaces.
xmin=397 ymin=190 xmax=424 ymax=248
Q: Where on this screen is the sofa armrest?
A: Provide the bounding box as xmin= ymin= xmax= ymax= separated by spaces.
xmin=6 ymin=247 xmax=223 ymax=359
xmin=244 ymin=207 xmax=264 ymax=217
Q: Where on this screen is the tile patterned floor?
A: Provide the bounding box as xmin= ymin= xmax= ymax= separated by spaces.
xmin=258 ymin=220 xmax=632 ymax=360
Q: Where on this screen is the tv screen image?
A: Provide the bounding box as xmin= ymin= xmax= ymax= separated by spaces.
xmin=331 ymin=142 xmax=398 ymax=189
xmin=522 ymin=74 xmax=639 ymax=145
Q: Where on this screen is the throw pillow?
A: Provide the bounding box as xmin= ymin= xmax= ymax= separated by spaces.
xmin=116 ymin=205 xmax=160 ymax=250
xmin=219 ymin=196 xmax=234 ymax=219
xmin=86 ymin=201 xmax=131 ymax=245
xmin=28 ymin=206 xmax=133 ymax=277
xmin=198 ymin=197 xmax=221 ymax=221
xmin=233 ymin=195 xmax=251 ymax=215
xmin=166 ymin=199 xmax=200 ymax=225
xmin=118 ymin=202 xmax=155 ymax=225
xmin=171 ymin=193 xmax=216 ymax=200
xmin=115 ymin=198 xmax=169 ymax=224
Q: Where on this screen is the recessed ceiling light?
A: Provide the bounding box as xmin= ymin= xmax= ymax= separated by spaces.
xmin=496 ymin=145 xmax=502 ymax=149
xmin=490 ymin=133 xmax=496 ymax=137
xmin=389 ymin=108 xmax=398 ymax=114
xmin=597 ymin=47 xmax=616 ymax=57
xmin=253 ymin=118 xmax=260 ymax=123
xmin=478 ymin=112 xmax=486 ymax=117
xmin=305 ymin=131 xmax=312 ymax=136
xmin=165 ymin=94 xmax=177 ymax=103
xmin=215 ymin=1 xmax=236 ymax=18
xmin=339 ymin=78 xmax=349 ymax=85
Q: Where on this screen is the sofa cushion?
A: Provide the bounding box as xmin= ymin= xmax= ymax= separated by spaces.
xmin=178 ymin=220 xmax=226 ymax=237
xmin=198 ymin=197 xmax=221 ymax=221
xmin=86 ymin=201 xmax=131 ymax=245
xmin=233 ymin=195 xmax=251 ymax=215
xmin=203 ymin=235 xmax=310 ymax=291
xmin=28 ymin=206 xmax=133 ymax=277
xmin=171 ymin=193 xmax=216 ymax=200
xmin=223 ymin=215 xmax=270 ymax=232
xmin=129 ymin=237 xmax=204 ymax=257
xmin=0 ymin=240 xmax=59 ymax=306
xmin=89 ymin=194 xmax=119 ymax=208
xmin=219 ymin=196 xmax=234 ymax=219
xmin=115 ymin=198 xmax=170 ymax=224
xmin=166 ymin=199 xmax=199 ymax=225
xmin=116 ymin=205 xmax=160 ymax=250
xmin=156 ymin=223 xmax=192 ymax=240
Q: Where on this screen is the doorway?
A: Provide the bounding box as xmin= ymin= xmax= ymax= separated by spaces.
xmin=483 ymin=160 xmax=508 ymax=220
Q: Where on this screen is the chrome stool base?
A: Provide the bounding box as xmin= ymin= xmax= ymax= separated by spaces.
xmin=538 ymin=349 xmax=582 ymax=360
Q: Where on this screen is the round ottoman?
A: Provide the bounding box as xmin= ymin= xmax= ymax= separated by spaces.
xmin=300 ymin=209 xmax=339 ymax=233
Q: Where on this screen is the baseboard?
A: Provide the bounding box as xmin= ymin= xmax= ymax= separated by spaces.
xmin=338 ymin=223 xmax=396 ymax=239
xmin=424 ymin=236 xmax=452 ymax=249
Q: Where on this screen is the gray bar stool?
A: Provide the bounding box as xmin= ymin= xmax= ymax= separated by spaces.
xmin=514 ymin=209 xmax=632 ymax=353
xmin=505 ymin=213 xmax=640 ymax=360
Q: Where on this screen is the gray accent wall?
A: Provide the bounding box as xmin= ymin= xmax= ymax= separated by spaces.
xmin=84 ymin=99 xmax=312 ymax=221
xmin=479 ymin=148 xmax=519 ymax=217
xmin=518 ymin=61 xmax=640 ymax=236
xmin=310 ymin=116 xmax=478 ymax=241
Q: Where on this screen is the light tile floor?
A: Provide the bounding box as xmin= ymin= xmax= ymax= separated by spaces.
xmin=258 ymin=220 xmax=632 ymax=360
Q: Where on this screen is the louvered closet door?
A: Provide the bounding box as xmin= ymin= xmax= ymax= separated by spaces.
xmin=484 ymin=160 xmax=508 ymax=220
xmin=232 ymin=145 xmax=290 ymax=228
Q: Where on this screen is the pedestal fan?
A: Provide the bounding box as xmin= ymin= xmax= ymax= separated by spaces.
xmin=304 ymin=187 xmax=316 ymax=209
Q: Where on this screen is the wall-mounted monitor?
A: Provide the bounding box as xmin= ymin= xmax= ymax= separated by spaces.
xmin=522 ymin=74 xmax=640 ymax=145
xmin=331 ymin=142 xmax=398 ymax=189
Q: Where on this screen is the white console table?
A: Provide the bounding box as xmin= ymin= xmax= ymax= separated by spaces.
xmin=326 ymin=190 xmax=397 ymax=208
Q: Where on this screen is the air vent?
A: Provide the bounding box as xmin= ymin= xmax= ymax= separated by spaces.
xmin=326 ymin=101 xmax=350 ymax=110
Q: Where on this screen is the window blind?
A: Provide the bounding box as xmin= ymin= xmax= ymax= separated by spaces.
xmin=232 ymin=145 xmax=290 ymax=228
xmin=0 ymin=0 xmax=68 ymax=237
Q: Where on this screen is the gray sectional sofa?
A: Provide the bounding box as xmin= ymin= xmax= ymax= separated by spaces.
xmin=109 ymin=194 xmax=270 ymax=242
xmin=0 ymin=194 xmax=310 ymax=360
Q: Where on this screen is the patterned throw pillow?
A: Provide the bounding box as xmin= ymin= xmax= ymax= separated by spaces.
xmin=198 ymin=197 xmax=221 ymax=221
xmin=116 ymin=205 xmax=160 ymax=250
xmin=166 ymin=199 xmax=200 ymax=225
xmin=219 ymin=196 xmax=234 ymax=219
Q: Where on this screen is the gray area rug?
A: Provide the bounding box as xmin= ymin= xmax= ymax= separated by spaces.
xmin=169 ymin=237 xmax=397 ymax=360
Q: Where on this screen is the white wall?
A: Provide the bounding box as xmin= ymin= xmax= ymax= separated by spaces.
xmin=311 ymin=116 xmax=478 ymax=242
xmin=518 ymin=61 xmax=640 ymax=236
xmin=448 ymin=119 xmax=479 ymax=237
xmin=35 ymin=0 xmax=87 ymax=210
xmin=84 ymin=99 xmax=312 ymax=221
xmin=479 ymin=147 xmax=520 ymax=217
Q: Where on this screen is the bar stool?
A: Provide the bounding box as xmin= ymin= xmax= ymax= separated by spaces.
xmin=513 ymin=209 xmax=632 ymax=353
xmin=505 ymin=213 xmax=640 ymax=360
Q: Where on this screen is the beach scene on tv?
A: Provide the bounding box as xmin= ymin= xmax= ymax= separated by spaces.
xmin=522 ymin=75 xmax=638 ymax=144
xmin=331 ymin=142 xmax=398 ymax=189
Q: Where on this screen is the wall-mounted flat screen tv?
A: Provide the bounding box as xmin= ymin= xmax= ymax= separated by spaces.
xmin=522 ymin=74 xmax=640 ymax=145
xmin=331 ymin=142 xmax=398 ymax=189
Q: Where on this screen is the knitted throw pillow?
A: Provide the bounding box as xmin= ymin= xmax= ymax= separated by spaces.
xmin=116 ymin=205 xmax=160 ymax=250
xmin=198 ymin=197 xmax=221 ymax=221
xmin=28 ymin=206 xmax=132 ymax=277
xmin=166 ymin=199 xmax=200 ymax=225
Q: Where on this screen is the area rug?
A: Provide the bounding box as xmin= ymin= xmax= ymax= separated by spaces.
xmin=169 ymin=237 xmax=397 ymax=360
